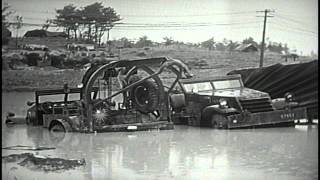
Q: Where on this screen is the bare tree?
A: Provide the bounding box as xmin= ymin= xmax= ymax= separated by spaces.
xmin=2 ymin=3 xmax=13 ymax=45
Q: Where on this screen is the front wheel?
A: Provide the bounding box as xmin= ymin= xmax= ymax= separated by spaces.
xmin=211 ymin=114 xmax=229 ymax=129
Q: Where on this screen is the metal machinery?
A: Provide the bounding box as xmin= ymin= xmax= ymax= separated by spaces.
xmin=13 ymin=57 xmax=192 ymax=132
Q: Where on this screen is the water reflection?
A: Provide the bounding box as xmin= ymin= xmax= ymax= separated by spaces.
xmin=2 ymin=124 xmax=317 ymax=180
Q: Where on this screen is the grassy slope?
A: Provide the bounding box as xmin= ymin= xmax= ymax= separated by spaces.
xmin=2 ymin=47 xmax=315 ymax=91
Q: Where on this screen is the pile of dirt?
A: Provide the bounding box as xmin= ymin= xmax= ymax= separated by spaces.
xmin=2 ymin=153 xmax=85 ymax=172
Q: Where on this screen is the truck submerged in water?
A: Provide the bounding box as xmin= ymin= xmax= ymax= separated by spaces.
xmin=170 ymin=74 xmax=307 ymax=128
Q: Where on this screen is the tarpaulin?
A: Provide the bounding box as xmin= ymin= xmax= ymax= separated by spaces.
xmin=228 ymin=60 xmax=318 ymax=119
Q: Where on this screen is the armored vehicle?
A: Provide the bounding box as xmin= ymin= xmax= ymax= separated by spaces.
xmin=170 ymin=74 xmax=307 ymax=129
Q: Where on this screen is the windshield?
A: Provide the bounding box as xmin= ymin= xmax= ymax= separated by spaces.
xmin=39 ymin=93 xmax=81 ymax=103
xmin=212 ymin=79 xmax=242 ymax=89
xmin=183 ymin=82 xmax=213 ymax=93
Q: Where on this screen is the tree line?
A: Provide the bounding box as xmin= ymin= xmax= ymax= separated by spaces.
xmin=110 ymin=36 xmax=291 ymax=54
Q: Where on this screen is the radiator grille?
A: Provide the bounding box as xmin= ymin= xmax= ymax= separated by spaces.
xmin=239 ymin=98 xmax=274 ymax=113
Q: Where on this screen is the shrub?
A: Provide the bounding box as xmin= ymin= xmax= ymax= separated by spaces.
xmin=51 ymin=55 xmax=65 ymax=68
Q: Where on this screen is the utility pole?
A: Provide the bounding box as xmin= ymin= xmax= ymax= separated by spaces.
xmin=14 ymin=16 xmax=23 ymax=49
xmin=256 ymin=9 xmax=274 ymax=68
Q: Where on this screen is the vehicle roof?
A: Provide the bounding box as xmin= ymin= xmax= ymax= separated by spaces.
xmin=180 ymin=74 xmax=242 ymax=84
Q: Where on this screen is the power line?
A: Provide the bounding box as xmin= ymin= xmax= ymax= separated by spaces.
xmin=271 ymin=18 xmax=317 ymax=34
xmin=118 ymin=21 xmax=260 ymax=27
xmin=276 ymin=11 xmax=317 ymax=18
xmin=270 ymin=27 xmax=318 ymax=39
xmin=121 ymin=11 xmax=257 ymax=17
xmin=270 ymin=22 xmax=318 ymax=37
xmin=275 ymin=14 xmax=317 ymax=29
xmin=113 ymin=25 xmax=261 ymax=31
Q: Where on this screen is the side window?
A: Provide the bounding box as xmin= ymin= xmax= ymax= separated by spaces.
xmin=40 ymin=94 xmax=64 ymax=102
xmin=68 ymin=93 xmax=80 ymax=101
xmin=183 ymin=82 xmax=212 ymax=93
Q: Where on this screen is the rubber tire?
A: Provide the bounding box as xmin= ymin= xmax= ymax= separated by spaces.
xmin=128 ymin=75 xmax=160 ymax=114
xmin=211 ymin=114 xmax=228 ymax=129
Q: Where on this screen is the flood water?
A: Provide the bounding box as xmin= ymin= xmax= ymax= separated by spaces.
xmin=2 ymin=92 xmax=318 ymax=180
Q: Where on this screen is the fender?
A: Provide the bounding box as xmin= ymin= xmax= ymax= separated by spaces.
xmin=49 ymin=119 xmax=72 ymax=132
xmin=5 ymin=115 xmax=26 ymax=124
xmin=201 ymin=105 xmax=238 ymax=126
xmin=170 ymin=93 xmax=186 ymax=110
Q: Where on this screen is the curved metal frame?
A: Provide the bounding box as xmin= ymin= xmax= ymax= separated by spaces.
xmin=82 ymin=61 xmax=166 ymax=132
xmin=80 ymin=57 xmax=192 ymax=132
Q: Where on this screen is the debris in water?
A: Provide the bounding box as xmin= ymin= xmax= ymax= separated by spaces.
xmin=2 ymin=153 xmax=33 ymax=163
xmin=2 ymin=153 xmax=85 ymax=172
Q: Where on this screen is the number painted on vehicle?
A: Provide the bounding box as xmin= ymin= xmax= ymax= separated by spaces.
xmin=280 ymin=113 xmax=295 ymax=119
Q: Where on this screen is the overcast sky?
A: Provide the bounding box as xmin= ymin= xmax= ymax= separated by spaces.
xmin=3 ymin=0 xmax=318 ymax=55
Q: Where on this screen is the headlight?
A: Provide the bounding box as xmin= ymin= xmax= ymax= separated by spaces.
xmin=284 ymin=92 xmax=294 ymax=102
xmin=219 ymin=98 xmax=228 ymax=108
xmin=94 ymin=109 xmax=106 ymax=122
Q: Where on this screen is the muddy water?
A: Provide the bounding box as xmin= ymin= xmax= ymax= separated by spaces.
xmin=2 ymin=92 xmax=318 ymax=180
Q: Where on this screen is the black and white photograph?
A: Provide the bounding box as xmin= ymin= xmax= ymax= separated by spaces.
xmin=2 ymin=0 xmax=318 ymax=179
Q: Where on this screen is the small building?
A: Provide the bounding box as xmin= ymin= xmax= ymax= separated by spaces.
xmin=235 ymin=43 xmax=258 ymax=52
xmin=24 ymin=29 xmax=68 ymax=38
xmin=281 ymin=50 xmax=299 ymax=62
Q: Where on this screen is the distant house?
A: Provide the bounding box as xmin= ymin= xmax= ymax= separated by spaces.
xmin=281 ymin=50 xmax=299 ymax=62
xmin=235 ymin=43 xmax=258 ymax=52
xmin=24 ymin=29 xmax=68 ymax=38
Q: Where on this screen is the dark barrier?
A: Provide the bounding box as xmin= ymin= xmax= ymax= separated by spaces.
xmin=228 ymin=60 xmax=318 ymax=119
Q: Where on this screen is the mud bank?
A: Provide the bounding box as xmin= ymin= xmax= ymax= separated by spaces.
xmin=2 ymin=69 xmax=85 ymax=92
